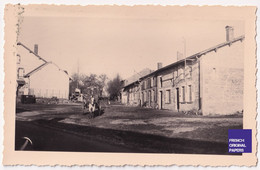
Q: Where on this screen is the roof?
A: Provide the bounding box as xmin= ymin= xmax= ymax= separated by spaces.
xmin=24 ymin=62 xmax=71 ymax=79
xmin=24 ymin=62 xmax=49 ymax=78
xmin=141 ymin=35 xmax=245 ymax=79
xmin=123 ymin=68 xmax=152 ymax=88
xmin=17 ymin=42 xmax=48 ymax=63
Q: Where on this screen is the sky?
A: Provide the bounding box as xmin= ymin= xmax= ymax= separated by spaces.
xmin=17 ymin=6 xmax=245 ymax=80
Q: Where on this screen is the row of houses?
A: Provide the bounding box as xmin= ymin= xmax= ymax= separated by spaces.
xmin=121 ymin=26 xmax=244 ymax=115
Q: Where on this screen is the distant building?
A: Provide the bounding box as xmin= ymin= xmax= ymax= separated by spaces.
xmin=122 ymin=26 xmax=244 ymax=115
xmin=23 ymin=62 xmax=70 ymax=99
xmin=121 ymin=68 xmax=152 ymax=106
xmin=139 ymin=65 xmax=159 ymax=108
xmin=16 ymin=43 xmax=70 ymax=99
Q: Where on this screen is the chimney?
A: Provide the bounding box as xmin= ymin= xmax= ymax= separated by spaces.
xmin=34 ymin=44 xmax=38 ymax=55
xmin=157 ymin=62 xmax=163 ymax=70
xmin=225 ymin=26 xmax=234 ymax=41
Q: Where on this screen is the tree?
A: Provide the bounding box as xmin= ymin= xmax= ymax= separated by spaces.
xmin=69 ymin=73 xmax=108 ymax=97
xmin=107 ymin=74 xmax=123 ymax=100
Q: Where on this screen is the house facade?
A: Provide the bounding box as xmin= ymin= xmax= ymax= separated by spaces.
xmin=121 ymin=68 xmax=152 ymax=106
xmin=23 ymin=62 xmax=70 ymax=99
xmin=122 ymin=26 xmax=244 ymax=115
xmin=139 ymin=64 xmax=160 ymax=108
xmin=140 ymin=75 xmax=157 ymax=108
xmin=16 ymin=43 xmax=70 ymax=100
xmin=156 ymin=61 xmax=198 ymax=111
xmin=123 ymin=82 xmax=141 ymax=106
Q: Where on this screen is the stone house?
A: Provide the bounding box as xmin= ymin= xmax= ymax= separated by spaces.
xmin=139 ymin=64 xmax=159 ymax=108
xmin=154 ymin=26 xmax=244 ymax=115
xmin=121 ymin=68 xmax=152 ymax=106
xmin=123 ymin=26 xmax=244 ymax=115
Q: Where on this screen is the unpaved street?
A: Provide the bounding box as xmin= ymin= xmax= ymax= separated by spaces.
xmin=16 ymin=102 xmax=242 ymax=154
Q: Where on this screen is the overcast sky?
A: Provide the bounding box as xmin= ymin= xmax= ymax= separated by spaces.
xmin=18 ymin=6 xmax=245 ymax=80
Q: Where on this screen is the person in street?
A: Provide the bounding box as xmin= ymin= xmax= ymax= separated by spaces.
xmin=82 ymin=95 xmax=87 ymax=111
xmin=89 ymin=95 xmax=95 ymax=114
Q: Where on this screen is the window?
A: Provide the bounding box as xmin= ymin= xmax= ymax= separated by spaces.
xmin=188 ymin=85 xmax=192 ymax=102
xmin=17 ymin=54 xmax=21 ymax=64
xmin=159 ymin=77 xmax=163 ymax=88
xmin=179 ymin=68 xmax=184 ymax=79
xmin=17 ymin=68 xmax=24 ymax=79
xmin=151 ymin=77 xmax=153 ymax=87
xmin=153 ymin=77 xmax=157 ymax=87
xmin=186 ymin=66 xmax=192 ymax=79
xmin=166 ymin=90 xmax=171 ymax=103
xmin=148 ymin=78 xmax=151 ymax=88
xmin=142 ymin=82 xmax=145 ymax=90
xmin=182 ymin=86 xmax=185 ymax=102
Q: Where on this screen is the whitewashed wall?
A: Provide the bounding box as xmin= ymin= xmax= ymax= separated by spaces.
xmin=27 ymin=64 xmax=69 ymax=99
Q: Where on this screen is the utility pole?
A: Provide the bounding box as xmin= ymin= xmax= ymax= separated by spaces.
xmin=134 ymin=69 xmax=143 ymax=106
xmin=183 ymin=37 xmax=187 ymax=103
xmin=77 ymin=57 xmax=79 ymax=89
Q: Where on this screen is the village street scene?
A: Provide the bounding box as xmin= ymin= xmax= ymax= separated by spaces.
xmin=15 ymin=6 xmax=243 ymax=154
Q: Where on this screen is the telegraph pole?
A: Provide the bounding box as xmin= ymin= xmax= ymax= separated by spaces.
xmin=77 ymin=57 xmax=79 ymax=89
xmin=183 ymin=37 xmax=187 ymax=102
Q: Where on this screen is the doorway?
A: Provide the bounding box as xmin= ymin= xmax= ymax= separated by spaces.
xmin=148 ymin=91 xmax=151 ymax=107
xmin=141 ymin=92 xmax=144 ymax=106
xmin=176 ymin=88 xmax=180 ymax=112
xmin=160 ymin=91 xmax=163 ymax=109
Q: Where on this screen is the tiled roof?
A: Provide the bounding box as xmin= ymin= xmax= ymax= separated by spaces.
xmin=141 ymin=35 xmax=245 ymax=79
xmin=123 ymin=68 xmax=152 ymax=87
xmin=24 ymin=62 xmax=50 ymax=78
xmin=24 ymin=62 xmax=70 ymax=79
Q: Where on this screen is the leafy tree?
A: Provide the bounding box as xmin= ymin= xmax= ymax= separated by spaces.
xmin=107 ymin=74 xmax=123 ymax=100
xmin=69 ymin=73 xmax=108 ymax=98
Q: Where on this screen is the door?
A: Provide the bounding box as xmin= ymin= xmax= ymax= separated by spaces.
xmin=176 ymin=88 xmax=180 ymax=111
xmin=160 ymin=91 xmax=163 ymax=109
xmin=141 ymin=92 xmax=144 ymax=106
xmin=148 ymin=91 xmax=151 ymax=106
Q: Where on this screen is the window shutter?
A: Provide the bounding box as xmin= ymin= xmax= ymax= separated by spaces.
xmin=154 ymin=89 xmax=157 ymax=102
xmin=150 ymin=90 xmax=153 ymax=102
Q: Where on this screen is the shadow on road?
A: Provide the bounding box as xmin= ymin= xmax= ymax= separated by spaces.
xmin=15 ymin=119 xmax=240 ymax=155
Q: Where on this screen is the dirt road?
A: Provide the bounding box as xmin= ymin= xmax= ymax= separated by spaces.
xmin=16 ymin=102 xmax=242 ymax=154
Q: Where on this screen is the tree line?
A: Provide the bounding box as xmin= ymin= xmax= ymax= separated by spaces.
xmin=69 ymin=73 xmax=123 ymax=100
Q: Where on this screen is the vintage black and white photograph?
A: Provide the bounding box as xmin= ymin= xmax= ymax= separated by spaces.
xmin=13 ymin=5 xmax=249 ymax=156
